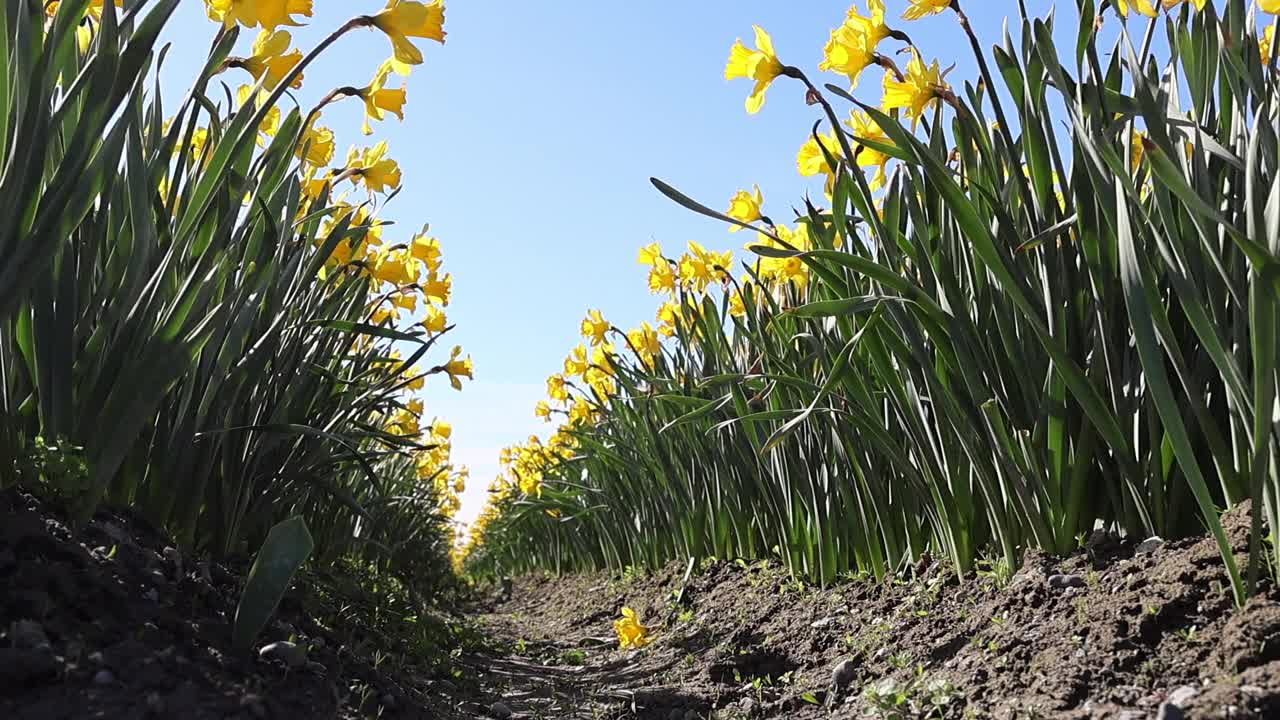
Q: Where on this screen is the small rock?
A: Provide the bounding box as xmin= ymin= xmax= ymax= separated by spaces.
xmin=92 ymin=669 xmax=116 ymax=686
xmin=162 ymin=547 xmax=182 ymax=573
xmin=87 ymin=651 xmax=104 ymax=665
xmin=240 ymin=693 xmax=267 ymax=719
xmin=1241 ymin=684 xmax=1264 ymax=695
xmin=1048 ymin=574 xmax=1086 ymax=589
xmin=1156 ymin=702 xmax=1186 ymax=720
xmin=1136 ymin=536 xmax=1166 ymax=555
xmin=258 ymin=641 xmax=307 ymax=668
xmin=9 ymin=620 xmax=50 ymax=650
xmin=810 ymin=616 xmax=836 ymax=629
xmin=488 ymin=700 xmax=513 ymax=719
xmin=380 ymin=692 xmax=397 ymax=709
xmin=1166 ymin=685 xmax=1199 ymax=707
xmin=1117 ymin=712 xmax=1145 ymax=720
xmin=832 ymin=658 xmax=856 ymax=688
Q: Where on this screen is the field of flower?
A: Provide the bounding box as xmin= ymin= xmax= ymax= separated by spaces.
xmin=8 ymin=0 xmax=1280 ymax=715
xmin=461 ymin=0 xmax=1280 ymax=612
xmin=0 ymin=0 xmax=470 ymax=643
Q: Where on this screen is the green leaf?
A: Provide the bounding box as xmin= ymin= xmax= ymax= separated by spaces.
xmin=233 ymin=517 xmax=314 ymax=651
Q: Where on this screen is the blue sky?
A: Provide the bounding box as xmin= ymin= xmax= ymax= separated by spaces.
xmin=156 ymin=1 xmax=1079 ymax=528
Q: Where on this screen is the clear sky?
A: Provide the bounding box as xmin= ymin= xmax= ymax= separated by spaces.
xmin=156 ymin=1 xmax=1072 ymax=530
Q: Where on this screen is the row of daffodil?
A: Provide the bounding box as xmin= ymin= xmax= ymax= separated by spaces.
xmin=452 ymin=0 xmax=1274 ymax=577
xmin=193 ymin=0 xmax=473 ymax=519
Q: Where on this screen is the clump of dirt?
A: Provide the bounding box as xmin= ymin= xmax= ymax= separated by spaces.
xmin=470 ymin=504 xmax=1280 ymax=718
xmin=0 ymin=487 xmax=468 ymax=719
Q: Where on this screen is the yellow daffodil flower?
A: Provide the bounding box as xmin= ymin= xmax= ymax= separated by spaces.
xmin=370 ymin=248 xmax=419 ymax=286
xmin=1264 ymin=0 xmax=1280 ymax=13
xmin=359 ymin=60 xmax=408 ymax=135
xmin=580 ymin=309 xmax=611 ymax=347
xmin=517 ymin=470 xmax=542 ymax=497
xmin=535 ymin=400 xmax=552 ymax=421
xmin=1129 ymin=130 xmax=1152 ymax=189
xmin=348 ymin=141 xmax=402 ymax=194
xmin=235 ymin=30 xmax=303 ymax=90
xmin=648 ymin=261 xmax=677 ymax=295
xmin=753 ymin=224 xmax=813 ymax=287
xmin=422 ymin=272 xmax=452 ymax=305
xmin=422 ymin=306 xmax=447 ymax=334
xmin=205 ymin=0 xmax=313 ymax=31
xmin=678 ymin=241 xmax=732 ymax=292
xmin=585 ymin=367 xmax=617 ymax=399
xmin=590 ymin=344 xmax=616 ymax=377
xmin=656 ymin=300 xmax=680 ymax=337
xmin=392 ymin=290 xmax=418 ymax=312
xmin=299 ymin=167 xmax=328 ymax=204
xmin=1264 ymin=22 xmax=1277 ymax=65
xmin=237 ymin=85 xmax=282 ymax=147
xmin=433 ymin=419 xmax=453 ymax=439
xmin=637 ymin=242 xmax=664 ymax=265
xmin=547 ymin=374 xmax=570 ymax=402
xmin=1161 ymin=0 xmax=1206 ymax=8
xmin=411 ymin=233 xmax=443 ymax=272
xmin=882 ymin=51 xmax=949 ymax=127
xmin=614 ymin=607 xmax=652 ymax=649
xmin=1113 ymin=0 xmax=1159 ymax=16
xmin=444 ymin=345 xmax=473 ymax=390
xmin=297 ymin=121 xmax=335 ymax=168
xmin=370 ymin=0 xmax=446 ymax=69
xmin=564 ymin=345 xmax=590 ymax=377
xmin=820 ymin=23 xmax=878 ymax=89
xmin=725 ymin=185 xmax=764 ymax=229
xmin=797 ymin=129 xmax=843 ymax=177
xmin=902 ymin=0 xmax=952 ymax=20
xmin=627 ymin=322 xmax=662 ymax=368
xmin=568 ymin=397 xmax=596 ymax=427
xmin=846 ymin=0 xmax=891 ymax=44
xmin=725 ymin=25 xmax=785 ymax=114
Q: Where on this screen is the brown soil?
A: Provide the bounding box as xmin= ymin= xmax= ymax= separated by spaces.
xmin=0 ymin=487 xmax=460 ymax=719
xmin=458 ymin=504 xmax=1280 ymax=719
xmin=8 ymin=483 xmax=1280 ymax=719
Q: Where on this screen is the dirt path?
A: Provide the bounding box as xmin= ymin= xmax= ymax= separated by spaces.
xmin=7 ymin=481 xmax=1280 ymax=719
xmin=454 ymin=570 xmax=712 ymax=720
xmin=447 ymin=506 xmax=1280 ymax=719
